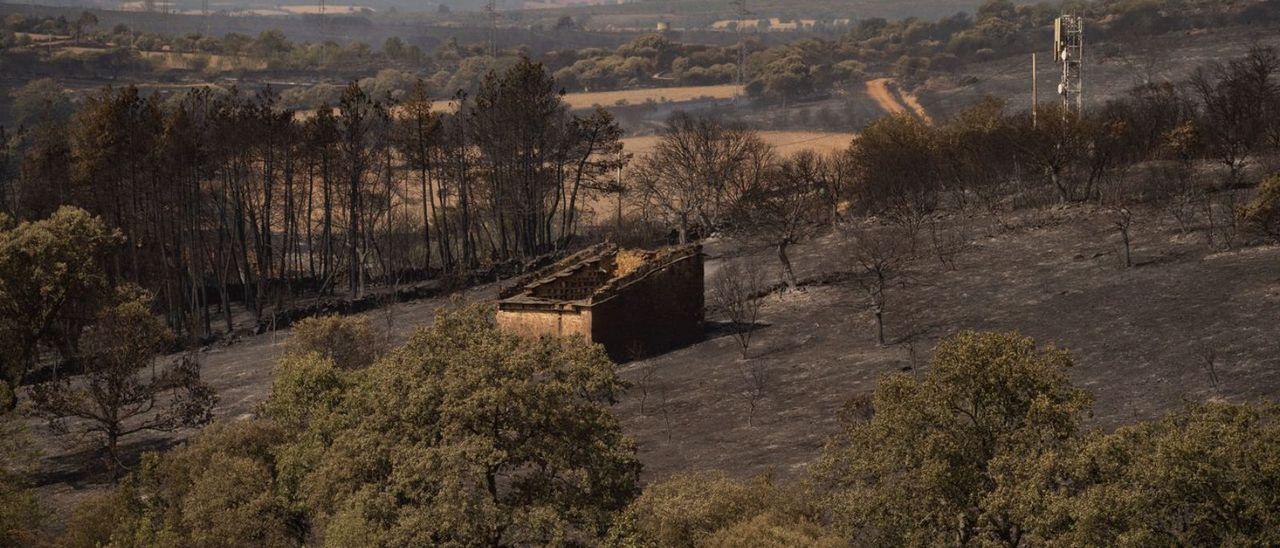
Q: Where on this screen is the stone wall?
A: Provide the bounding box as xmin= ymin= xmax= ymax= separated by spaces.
xmin=496 ymin=245 xmax=704 ymax=362
xmin=495 ymin=305 xmax=593 ymax=341
xmin=589 ymin=251 xmax=705 ymax=361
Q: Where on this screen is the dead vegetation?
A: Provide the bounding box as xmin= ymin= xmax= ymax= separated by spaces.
xmin=620 ymin=203 xmax=1280 ymax=480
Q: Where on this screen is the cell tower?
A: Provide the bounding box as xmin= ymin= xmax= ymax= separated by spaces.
xmin=485 ymin=0 xmax=500 ymax=58
xmin=730 ymin=0 xmax=752 ymax=87
xmin=1054 ymin=14 xmax=1084 ymax=114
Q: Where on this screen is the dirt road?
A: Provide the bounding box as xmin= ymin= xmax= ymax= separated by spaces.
xmin=865 ymin=78 xmax=932 ymax=123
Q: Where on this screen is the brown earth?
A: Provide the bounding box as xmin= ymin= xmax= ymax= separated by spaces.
xmin=620 ymin=130 xmax=856 ymax=158
xmin=429 ymin=84 xmax=746 ymax=113
xmin=866 ymin=77 xmax=931 ymax=123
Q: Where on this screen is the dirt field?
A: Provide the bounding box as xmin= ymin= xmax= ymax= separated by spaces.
xmin=621 ymin=130 xmax=855 ymax=158
xmin=430 ymin=84 xmax=744 ymax=113
xmin=24 ymin=202 xmax=1280 ymax=513
xmin=566 ymin=131 xmax=855 ymax=220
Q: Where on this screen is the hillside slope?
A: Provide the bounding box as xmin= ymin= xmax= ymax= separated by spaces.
xmin=620 ymin=206 xmax=1280 ymax=478
xmin=25 ymin=202 xmax=1280 ymax=518
xmin=920 ymin=23 xmax=1280 ymax=120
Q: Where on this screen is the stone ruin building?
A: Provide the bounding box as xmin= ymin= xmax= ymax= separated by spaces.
xmin=496 ymin=243 xmax=704 ymax=361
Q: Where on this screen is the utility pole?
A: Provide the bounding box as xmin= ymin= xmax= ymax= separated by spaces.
xmin=730 ymin=0 xmax=752 ymax=88
xmin=1054 ymin=14 xmax=1084 ymax=114
xmin=1032 ymin=52 xmax=1038 ymax=128
xmin=313 ymin=0 xmax=326 ymax=36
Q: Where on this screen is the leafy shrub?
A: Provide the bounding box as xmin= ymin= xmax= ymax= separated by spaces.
xmin=1238 ymin=173 xmax=1280 ymax=242
xmin=285 ymin=315 xmax=382 ymax=370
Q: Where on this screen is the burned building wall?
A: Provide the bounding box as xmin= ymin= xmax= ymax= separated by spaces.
xmin=589 ymin=252 xmax=704 ymax=361
xmin=495 ymin=244 xmax=705 ymax=362
xmin=495 ymin=304 xmax=592 ymax=342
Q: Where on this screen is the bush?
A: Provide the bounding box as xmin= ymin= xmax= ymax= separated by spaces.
xmin=72 ymin=305 xmax=640 ymax=545
xmin=1049 ymin=403 xmax=1280 ymax=545
xmin=60 ymin=420 xmax=299 ymax=547
xmin=0 ymin=417 xmax=41 ymax=546
xmin=814 ymin=331 xmax=1091 ymax=544
xmin=285 ymin=315 xmax=382 ymax=370
xmin=265 ymin=352 xmax=349 ymax=434
xmin=1238 ymin=173 xmax=1280 ymax=242
xmin=702 ymin=513 xmax=841 ymax=548
xmin=298 ymin=305 xmax=639 ymax=545
xmin=606 ymin=472 xmax=821 ymax=547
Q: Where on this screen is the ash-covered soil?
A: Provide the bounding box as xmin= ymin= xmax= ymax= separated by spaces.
xmin=619 ymin=206 xmax=1280 ymax=479
xmin=919 ymin=23 xmax=1280 ymax=121
xmin=24 ymin=204 xmax=1280 ymax=512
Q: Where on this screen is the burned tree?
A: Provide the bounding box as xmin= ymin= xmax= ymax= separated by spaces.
xmin=1013 ymin=104 xmax=1092 ymax=203
xmin=394 ymin=80 xmax=443 ymax=274
xmin=1190 ymin=46 xmax=1280 ymax=187
xmin=469 ymin=58 xmax=626 ymax=258
xmin=937 ymin=98 xmax=1019 ymax=219
xmin=844 ymin=222 xmax=915 ymax=346
xmin=710 ymin=260 xmax=767 ymax=357
xmin=731 ymin=150 xmax=828 ymax=290
xmin=30 ymin=287 xmax=216 ymax=476
xmin=336 ymin=83 xmax=387 ymax=298
xmin=631 ymin=113 xmax=769 ymax=243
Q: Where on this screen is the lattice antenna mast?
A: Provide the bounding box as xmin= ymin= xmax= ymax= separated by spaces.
xmin=485 ymin=0 xmax=501 ymax=58
xmin=730 ymin=0 xmax=752 ymax=86
xmin=1054 ymin=14 xmax=1084 ymax=114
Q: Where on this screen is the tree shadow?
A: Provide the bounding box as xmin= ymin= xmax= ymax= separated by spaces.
xmin=31 ymin=436 xmax=182 ymax=488
xmin=704 ymin=320 xmax=771 ymax=342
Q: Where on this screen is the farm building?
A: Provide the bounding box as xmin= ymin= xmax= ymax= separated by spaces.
xmin=496 ymin=243 xmax=704 ymax=361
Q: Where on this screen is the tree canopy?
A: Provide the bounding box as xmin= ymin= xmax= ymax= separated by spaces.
xmin=74 ymin=305 xmax=641 ymax=546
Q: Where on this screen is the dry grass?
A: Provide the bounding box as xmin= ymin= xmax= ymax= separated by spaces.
xmin=563 ymin=84 xmax=743 ymax=109
xmin=614 ymin=249 xmax=649 ymax=277
xmin=621 ymin=131 xmax=855 ymax=158
xmin=430 ymin=84 xmax=744 ymax=113
xmin=279 ymin=5 xmax=371 ymax=14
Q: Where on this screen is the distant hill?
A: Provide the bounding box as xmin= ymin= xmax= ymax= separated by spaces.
xmin=1 ymin=0 xmax=1012 ymax=22
xmin=919 ymin=22 xmax=1280 ymax=121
